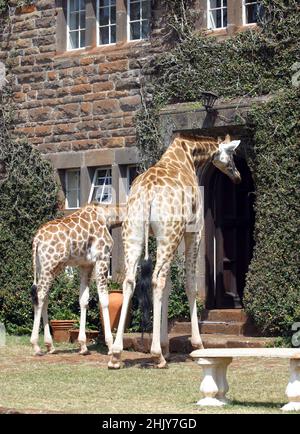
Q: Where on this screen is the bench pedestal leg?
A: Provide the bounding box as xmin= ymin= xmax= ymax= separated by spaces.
xmin=281 ymin=359 xmax=300 ymax=412
xmin=196 ymin=357 xmax=232 ymax=407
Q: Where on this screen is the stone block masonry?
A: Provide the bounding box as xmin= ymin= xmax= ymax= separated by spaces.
xmin=1 ymin=0 xmax=167 ymax=154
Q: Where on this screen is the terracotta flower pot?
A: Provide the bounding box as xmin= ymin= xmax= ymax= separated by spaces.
xmin=100 ymin=290 xmax=131 ymax=332
xmin=50 ymin=320 xmax=77 ymax=342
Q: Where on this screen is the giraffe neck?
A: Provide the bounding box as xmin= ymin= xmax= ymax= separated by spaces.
xmin=158 ymin=133 xmax=219 ymax=173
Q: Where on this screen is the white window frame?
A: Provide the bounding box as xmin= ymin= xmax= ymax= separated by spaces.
xmin=97 ymin=0 xmax=117 ymax=46
xmin=67 ymin=0 xmax=86 ymax=51
xmin=207 ymin=0 xmax=228 ymax=30
xmin=127 ymin=0 xmax=150 ymax=41
xmin=88 ymin=167 xmax=113 ymax=204
xmin=65 ymin=169 xmax=81 ymax=210
xmin=242 ymin=0 xmax=259 ymax=26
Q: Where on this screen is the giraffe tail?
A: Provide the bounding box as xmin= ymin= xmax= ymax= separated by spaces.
xmin=31 ymin=239 xmax=39 ymax=305
xmin=135 ymin=200 xmax=152 ymax=333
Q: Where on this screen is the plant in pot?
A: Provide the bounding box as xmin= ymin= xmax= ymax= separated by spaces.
xmin=50 ymin=309 xmax=78 ymax=343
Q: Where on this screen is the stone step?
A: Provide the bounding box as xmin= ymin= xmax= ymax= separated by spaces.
xmin=170 ymin=321 xmax=246 ymax=335
xmin=121 ymin=332 xmax=275 ymax=354
xmin=201 ymin=309 xmax=248 ymax=322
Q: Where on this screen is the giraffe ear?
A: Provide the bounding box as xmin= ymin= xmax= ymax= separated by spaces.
xmin=219 ymin=140 xmax=241 ymax=152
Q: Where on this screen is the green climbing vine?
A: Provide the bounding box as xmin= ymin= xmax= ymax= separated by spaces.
xmin=136 ymin=0 xmax=300 ymax=336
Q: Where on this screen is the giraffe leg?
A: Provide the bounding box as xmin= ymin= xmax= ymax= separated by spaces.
xmin=95 ymin=257 xmax=113 ymax=355
xmin=150 ymin=221 xmax=184 ymax=369
xmin=184 ymin=232 xmax=204 ymax=350
xmin=30 ymin=273 xmax=52 ymax=356
xmin=42 ymin=296 xmax=56 ymax=354
xmin=108 ymin=247 xmax=142 ymax=369
xmin=160 ymin=274 xmax=171 ymax=359
xmin=78 ymin=266 xmax=93 ymax=355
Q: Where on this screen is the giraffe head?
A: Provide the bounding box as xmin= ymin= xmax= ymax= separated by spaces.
xmin=212 ymin=135 xmax=241 ymax=184
xmin=95 ymin=203 xmax=126 ymax=227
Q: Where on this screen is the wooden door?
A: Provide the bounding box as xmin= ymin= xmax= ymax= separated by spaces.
xmin=205 ymin=157 xmax=255 ymax=309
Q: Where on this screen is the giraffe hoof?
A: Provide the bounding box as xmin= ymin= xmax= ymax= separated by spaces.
xmin=45 ymin=344 xmax=56 ymax=354
xmin=108 ymin=360 xmax=121 ymax=369
xmin=156 ymin=360 xmax=168 ymax=369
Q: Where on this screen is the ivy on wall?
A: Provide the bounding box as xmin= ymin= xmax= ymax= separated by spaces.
xmin=136 ymin=0 xmax=300 ymax=336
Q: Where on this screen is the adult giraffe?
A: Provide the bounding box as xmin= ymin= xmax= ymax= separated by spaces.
xmin=109 ymin=133 xmax=241 ymax=369
xmin=30 ymin=203 xmax=125 ymax=356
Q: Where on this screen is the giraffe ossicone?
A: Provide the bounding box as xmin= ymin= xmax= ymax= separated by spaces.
xmin=108 ymin=132 xmax=242 ymax=369
xmin=30 ymin=203 xmax=125 ymax=356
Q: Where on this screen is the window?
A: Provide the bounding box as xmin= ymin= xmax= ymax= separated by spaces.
xmin=67 ymin=0 xmax=86 ymax=50
xmin=243 ymin=1 xmax=261 ymax=25
xmin=65 ymin=169 xmax=81 ymax=209
xmin=127 ymin=165 xmax=138 ymax=194
xmin=97 ymin=0 xmax=116 ymax=45
xmin=89 ymin=168 xmax=112 ymax=203
xmin=207 ymin=0 xmax=227 ymax=30
xmin=128 ymin=0 xmax=150 ymax=41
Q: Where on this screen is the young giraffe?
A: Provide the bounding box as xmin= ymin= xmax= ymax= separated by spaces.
xmin=109 ymin=133 xmax=241 ymax=369
xmin=30 ymin=203 xmax=125 ymax=356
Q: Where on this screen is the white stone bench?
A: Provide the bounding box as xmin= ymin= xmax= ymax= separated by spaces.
xmin=190 ymin=348 xmax=300 ymax=411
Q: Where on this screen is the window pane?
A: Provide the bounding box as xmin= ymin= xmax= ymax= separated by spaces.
xmin=67 ymin=171 xmax=79 ymax=189
xmin=67 ymin=190 xmax=79 ymax=208
xmin=130 ymin=2 xmax=140 ymax=21
xmin=128 ymin=166 xmax=138 ymax=190
xmin=111 ymin=5 xmax=116 ymax=24
xmin=216 ymin=9 xmax=221 ymax=27
xmin=80 ymin=30 xmax=85 ymax=47
xmin=80 ymin=11 xmax=85 ymax=28
xmin=69 ymin=31 xmax=79 ymax=49
xmin=111 ymin=25 xmax=116 ymax=43
xmin=69 ymin=12 xmax=79 ymax=30
xmin=100 ymin=0 xmax=109 ymax=6
xmin=247 ymin=4 xmax=258 ymax=23
xmin=142 ymin=1 xmax=150 ymax=19
xmin=130 ymin=21 xmax=141 ymax=40
xmin=223 ymin=9 xmax=227 ymax=26
xmin=69 ymin=0 xmax=78 ymax=13
xmin=100 ymin=26 xmax=109 ymax=44
xmin=223 ymin=0 xmax=227 ymax=6
xmin=142 ymin=20 xmax=149 ymax=39
xmin=99 ymin=6 xmax=109 ymax=25
xmin=210 ymin=0 xmax=221 ymax=8
xmin=79 ymin=0 xmax=85 ymax=9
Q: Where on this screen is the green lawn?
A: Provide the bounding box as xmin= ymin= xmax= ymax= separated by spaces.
xmin=0 ymin=335 xmax=297 ymax=414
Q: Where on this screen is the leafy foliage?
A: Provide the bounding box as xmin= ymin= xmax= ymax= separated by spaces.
xmin=243 ymin=88 xmax=300 ymax=336
xmin=0 ymin=86 xmax=60 ymax=333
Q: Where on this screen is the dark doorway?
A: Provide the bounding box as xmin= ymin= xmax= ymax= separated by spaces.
xmin=203 ymin=156 xmax=255 ymax=309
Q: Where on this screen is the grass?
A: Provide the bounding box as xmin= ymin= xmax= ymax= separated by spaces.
xmin=0 ymin=335 xmax=298 ymax=414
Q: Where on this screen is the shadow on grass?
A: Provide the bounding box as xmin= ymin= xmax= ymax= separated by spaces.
xmin=229 ymin=400 xmax=284 ymax=409
xmin=123 ymin=353 xmax=191 ymax=369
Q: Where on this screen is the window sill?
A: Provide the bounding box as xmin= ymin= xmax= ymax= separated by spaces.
xmin=55 ymin=39 xmax=151 ymax=59
xmin=204 ymin=23 xmax=258 ymax=38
